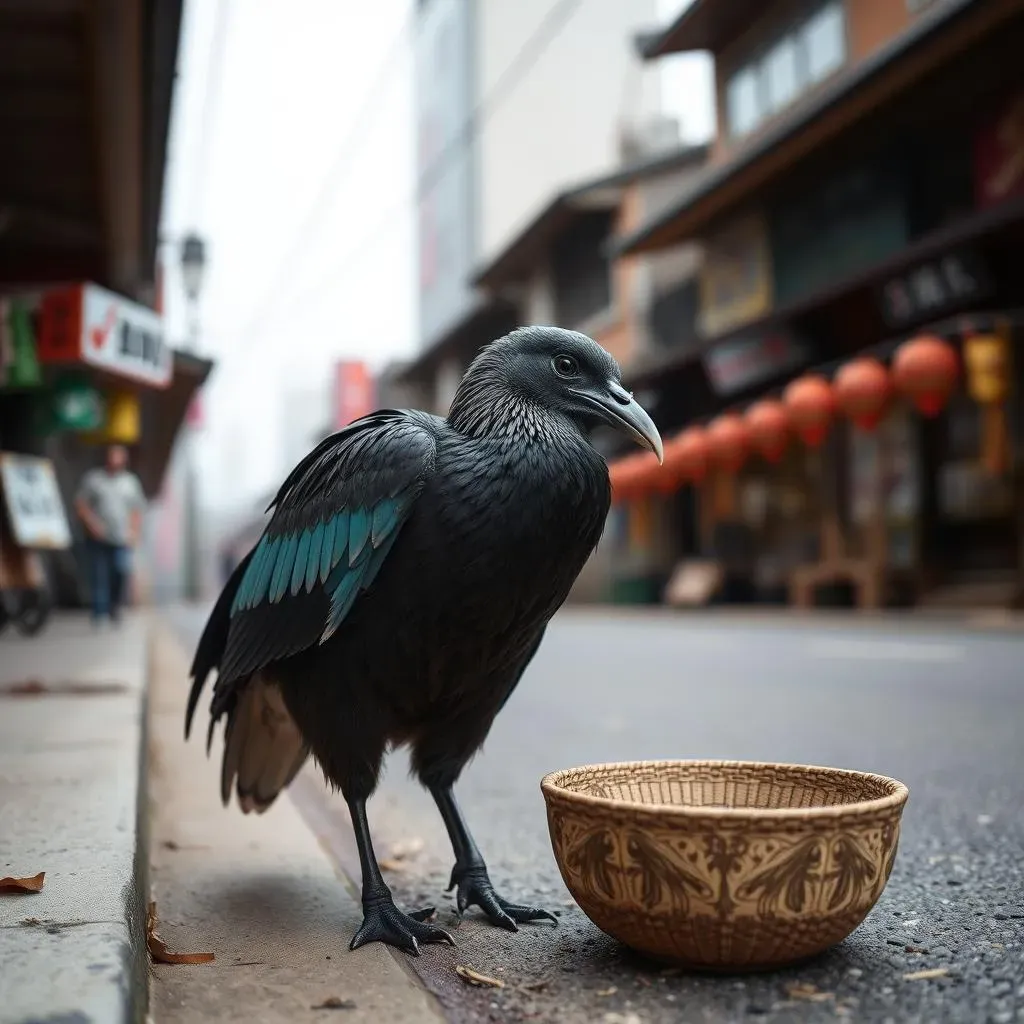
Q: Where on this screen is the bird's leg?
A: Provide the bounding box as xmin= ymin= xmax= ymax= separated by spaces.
xmin=431 ymin=785 xmax=557 ymax=931
xmin=346 ymin=795 xmax=455 ymax=954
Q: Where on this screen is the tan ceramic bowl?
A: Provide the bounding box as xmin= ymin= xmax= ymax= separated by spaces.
xmin=541 ymin=760 xmax=908 ymax=970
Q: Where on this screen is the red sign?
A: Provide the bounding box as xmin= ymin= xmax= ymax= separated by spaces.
xmin=185 ymin=391 xmax=204 ymax=429
xmin=974 ymin=88 xmax=1024 ymax=209
xmin=332 ymin=361 xmax=375 ymax=430
xmin=37 ymin=283 xmax=171 ymax=387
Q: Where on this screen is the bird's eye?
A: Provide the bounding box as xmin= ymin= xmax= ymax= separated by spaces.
xmin=552 ymin=355 xmax=580 ymax=378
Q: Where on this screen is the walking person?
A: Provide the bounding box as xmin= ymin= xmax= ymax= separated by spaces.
xmin=74 ymin=444 xmax=146 ymax=625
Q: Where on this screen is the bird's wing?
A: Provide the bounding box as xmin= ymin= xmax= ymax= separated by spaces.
xmin=214 ymin=409 xmax=437 ymax=689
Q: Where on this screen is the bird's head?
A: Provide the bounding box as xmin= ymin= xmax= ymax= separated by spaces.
xmin=447 ymin=326 xmax=663 ymax=461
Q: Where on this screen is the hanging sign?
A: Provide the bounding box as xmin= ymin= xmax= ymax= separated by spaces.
xmin=37 ymin=283 xmax=171 ymax=388
xmin=0 ymin=298 xmax=43 ymax=387
xmin=877 ymin=248 xmax=992 ymax=330
xmin=698 ymin=212 xmax=773 ymax=338
xmin=703 ymin=327 xmax=809 ymax=396
xmin=0 ymin=452 xmax=72 ymax=549
xmin=51 ymin=372 xmax=105 ymax=431
xmin=333 ymin=360 xmax=375 ymax=429
xmin=974 ymin=87 xmax=1024 ymax=209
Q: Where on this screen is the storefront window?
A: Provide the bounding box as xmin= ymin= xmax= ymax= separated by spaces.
xmin=725 ymin=1 xmax=848 ymax=139
xmin=735 ymin=447 xmax=821 ymax=595
xmin=802 ymin=2 xmax=846 ymax=84
xmin=881 ymin=410 xmax=921 ymax=568
xmin=937 ymin=395 xmax=1013 ymax=521
xmin=726 ymin=68 xmax=761 ymax=138
xmin=764 ymin=36 xmax=800 ymax=112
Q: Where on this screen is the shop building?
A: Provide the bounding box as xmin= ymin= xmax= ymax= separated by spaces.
xmin=406 ymin=0 xmax=671 ymax=416
xmin=607 ymin=0 xmax=1024 ymax=610
xmin=0 ymin=0 xmax=207 ymax=607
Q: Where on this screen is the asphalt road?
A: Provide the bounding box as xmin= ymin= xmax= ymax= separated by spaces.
xmin=168 ymin=606 xmax=1024 ymax=1024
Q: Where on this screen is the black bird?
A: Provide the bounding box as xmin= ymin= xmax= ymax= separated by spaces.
xmin=186 ymin=326 xmax=662 ymax=954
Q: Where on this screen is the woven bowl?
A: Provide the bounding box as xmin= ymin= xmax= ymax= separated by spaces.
xmin=541 ymin=760 xmax=908 ymax=970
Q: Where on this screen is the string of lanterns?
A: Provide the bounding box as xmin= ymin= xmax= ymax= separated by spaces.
xmin=609 ymin=328 xmax=1012 ymax=505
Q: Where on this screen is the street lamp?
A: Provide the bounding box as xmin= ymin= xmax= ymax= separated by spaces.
xmin=177 ymin=231 xmax=207 ymax=602
xmin=179 ymin=233 xmax=207 ymax=349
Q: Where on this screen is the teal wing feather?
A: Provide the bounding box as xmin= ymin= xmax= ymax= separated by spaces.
xmin=215 ymin=410 xmax=438 ymax=685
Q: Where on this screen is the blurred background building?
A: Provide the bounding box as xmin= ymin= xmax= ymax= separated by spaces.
xmin=397 ymin=0 xmax=1024 ymax=612
xmin=7 ymin=0 xmax=1021 ymax=617
xmin=0 ymin=0 xmax=211 ymax=610
xmin=603 ymin=0 xmax=1024 ymax=612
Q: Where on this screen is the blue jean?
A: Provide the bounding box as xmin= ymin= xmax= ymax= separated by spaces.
xmin=86 ymin=539 xmax=130 ymax=621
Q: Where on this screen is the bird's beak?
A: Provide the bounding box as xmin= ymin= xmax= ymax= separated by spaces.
xmin=571 ymin=381 xmax=664 ymax=464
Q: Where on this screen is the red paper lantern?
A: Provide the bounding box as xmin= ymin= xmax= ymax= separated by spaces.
xmin=783 ymin=374 xmax=835 ymax=448
xmin=705 ymin=413 xmax=750 ymax=474
xmin=834 ymin=357 xmax=892 ymax=431
xmin=891 ymin=334 xmax=960 ymax=417
xmin=663 ymin=427 xmax=709 ymax=486
xmin=744 ymin=399 xmax=790 ymax=463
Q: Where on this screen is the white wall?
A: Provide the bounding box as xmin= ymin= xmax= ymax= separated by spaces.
xmin=278 ymin=384 xmax=331 ymax=476
xmin=474 ymin=0 xmax=661 ymax=264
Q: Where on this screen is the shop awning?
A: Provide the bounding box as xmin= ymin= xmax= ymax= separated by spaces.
xmin=622 ymin=192 xmax=1024 ymax=391
xmin=615 ymin=0 xmax=1007 ymax=258
xmin=136 ymin=349 xmax=212 ymax=498
xmin=633 ymin=0 xmax=766 ymax=59
xmin=0 ymin=0 xmax=183 ymax=298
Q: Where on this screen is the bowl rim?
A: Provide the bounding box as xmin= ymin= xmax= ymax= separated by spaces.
xmin=540 ymin=759 xmax=909 ymax=821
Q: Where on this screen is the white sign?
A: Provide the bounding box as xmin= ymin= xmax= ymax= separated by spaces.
xmin=703 ymin=330 xmax=809 ymax=396
xmin=0 ymin=453 xmax=72 ymax=549
xmin=80 ymin=283 xmax=171 ymax=387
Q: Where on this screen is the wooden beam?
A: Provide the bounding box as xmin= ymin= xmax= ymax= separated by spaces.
xmin=87 ymin=0 xmax=143 ymax=297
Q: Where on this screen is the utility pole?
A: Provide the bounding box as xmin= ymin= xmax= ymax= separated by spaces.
xmin=179 ymin=234 xmax=207 ymax=603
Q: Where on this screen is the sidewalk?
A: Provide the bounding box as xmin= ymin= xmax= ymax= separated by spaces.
xmin=0 ymin=613 xmax=149 ymax=1024
xmin=147 ymin=622 xmax=443 ymax=1023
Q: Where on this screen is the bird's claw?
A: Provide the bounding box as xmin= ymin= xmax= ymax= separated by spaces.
xmin=447 ymin=864 xmax=558 ymax=931
xmin=350 ymin=897 xmax=455 ymax=954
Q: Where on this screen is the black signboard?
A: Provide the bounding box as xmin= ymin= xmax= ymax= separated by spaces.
xmin=877 ymin=248 xmax=993 ymax=330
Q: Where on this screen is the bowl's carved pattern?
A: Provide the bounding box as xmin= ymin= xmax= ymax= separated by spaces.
xmin=543 ymin=761 xmax=908 ymax=969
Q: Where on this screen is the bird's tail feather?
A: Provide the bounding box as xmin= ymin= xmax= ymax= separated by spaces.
xmin=220 ymin=672 xmax=310 ymax=813
xmin=185 ymin=549 xmax=255 ymax=741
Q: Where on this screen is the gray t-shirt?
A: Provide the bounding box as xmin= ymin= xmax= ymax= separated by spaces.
xmin=76 ymin=468 xmax=145 ymax=546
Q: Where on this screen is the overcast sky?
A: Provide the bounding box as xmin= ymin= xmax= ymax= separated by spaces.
xmin=159 ymin=0 xmax=712 ymax=519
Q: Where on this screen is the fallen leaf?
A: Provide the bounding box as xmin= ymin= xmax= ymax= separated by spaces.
xmin=311 ymin=997 xmax=357 ymax=1010
xmin=905 ymin=945 xmax=929 ymax=954
xmin=456 ymin=965 xmax=506 ymax=989
xmin=0 ymin=872 xmax=45 ymax=893
xmin=146 ymin=901 xmax=215 ymax=965
xmin=19 ymin=917 xmax=41 ymax=927
xmin=903 ymin=968 xmax=950 ymax=981
xmin=786 ymin=983 xmax=833 ymax=1003
xmin=596 ymin=986 xmax=618 ymax=997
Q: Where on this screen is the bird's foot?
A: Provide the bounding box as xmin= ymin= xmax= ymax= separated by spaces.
xmin=350 ymin=896 xmax=455 ymax=954
xmin=446 ymin=863 xmax=558 ymax=931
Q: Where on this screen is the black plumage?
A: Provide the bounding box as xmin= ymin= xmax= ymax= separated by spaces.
xmin=186 ymin=326 xmax=662 ymax=954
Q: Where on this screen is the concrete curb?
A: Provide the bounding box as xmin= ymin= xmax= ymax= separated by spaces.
xmin=147 ymin=620 xmax=445 ymax=1023
xmin=0 ymin=614 xmax=151 ymax=1024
